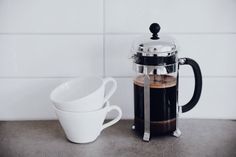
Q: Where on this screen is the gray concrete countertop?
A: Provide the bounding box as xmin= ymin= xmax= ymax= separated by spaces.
xmin=0 ymin=120 xmax=236 ymax=157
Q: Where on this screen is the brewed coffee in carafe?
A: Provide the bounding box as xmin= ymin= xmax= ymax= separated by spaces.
xmin=134 ymin=74 xmax=177 ymax=135
xmin=131 ymin=23 xmax=202 ymax=141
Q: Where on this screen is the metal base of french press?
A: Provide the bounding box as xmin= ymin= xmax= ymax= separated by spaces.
xmin=143 ymin=132 xmax=150 ymax=142
xmin=172 ymin=128 xmax=182 ymax=137
xmin=132 ymin=125 xmax=151 ymax=142
xmin=132 ymin=124 xmax=181 ymax=140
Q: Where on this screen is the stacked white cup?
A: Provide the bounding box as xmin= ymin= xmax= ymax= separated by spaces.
xmin=50 ymin=77 xmax=122 ymax=143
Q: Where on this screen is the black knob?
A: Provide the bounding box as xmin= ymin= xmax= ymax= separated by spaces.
xmin=149 ymin=23 xmax=160 ymax=40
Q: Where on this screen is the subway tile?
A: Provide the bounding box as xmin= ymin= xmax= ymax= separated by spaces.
xmin=0 ymin=0 xmax=103 ymax=33
xmin=109 ymin=77 xmax=236 ymax=119
xmin=0 ymin=77 xmax=235 ymax=120
xmin=179 ymin=77 xmax=236 ymax=119
xmin=0 ymin=78 xmax=68 ymax=120
xmin=105 ymin=34 xmax=236 ymax=77
xmin=105 ymin=0 xmax=236 ymax=33
xmin=0 ymin=35 xmax=103 ymax=77
xmin=107 ymin=78 xmax=134 ymax=119
xmin=105 ymin=35 xmax=138 ymax=77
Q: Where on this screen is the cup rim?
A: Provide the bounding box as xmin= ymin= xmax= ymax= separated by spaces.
xmin=50 ymin=76 xmax=104 ymax=104
xmin=54 ymin=101 xmax=110 ymax=114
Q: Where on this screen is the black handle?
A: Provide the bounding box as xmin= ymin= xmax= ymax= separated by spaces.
xmin=179 ymin=58 xmax=202 ymax=113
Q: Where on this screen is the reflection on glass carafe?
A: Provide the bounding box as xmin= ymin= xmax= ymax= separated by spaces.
xmin=131 ymin=23 xmax=202 ymax=141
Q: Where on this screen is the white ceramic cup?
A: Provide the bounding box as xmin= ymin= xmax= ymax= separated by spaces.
xmin=50 ymin=77 xmax=117 ymax=112
xmin=54 ymin=101 xmax=122 ymax=143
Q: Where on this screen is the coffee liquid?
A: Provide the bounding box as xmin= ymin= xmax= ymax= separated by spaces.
xmin=134 ymin=75 xmax=177 ymax=135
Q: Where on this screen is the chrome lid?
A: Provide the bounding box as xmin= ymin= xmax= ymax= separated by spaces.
xmin=131 ymin=23 xmax=178 ymax=66
xmin=131 ymin=23 xmax=177 ymax=57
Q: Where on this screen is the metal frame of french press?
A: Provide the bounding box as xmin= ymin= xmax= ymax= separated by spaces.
xmin=142 ymin=65 xmax=181 ymax=142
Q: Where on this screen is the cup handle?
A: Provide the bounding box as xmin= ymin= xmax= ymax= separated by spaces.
xmin=103 ymin=77 xmax=117 ymax=103
xmin=102 ymin=105 xmax=122 ymax=130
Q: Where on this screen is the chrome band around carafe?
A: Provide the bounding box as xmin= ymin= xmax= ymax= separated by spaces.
xmin=133 ymin=63 xmax=177 ymax=75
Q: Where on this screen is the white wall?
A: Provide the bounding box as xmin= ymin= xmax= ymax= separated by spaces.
xmin=0 ymin=0 xmax=235 ymax=120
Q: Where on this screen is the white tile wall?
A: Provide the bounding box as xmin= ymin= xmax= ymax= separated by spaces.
xmin=105 ymin=0 xmax=236 ymax=33
xmin=179 ymin=77 xmax=236 ymax=119
xmin=0 ymin=35 xmax=103 ymax=77
xmin=108 ymin=77 xmax=236 ymax=119
xmin=0 ymin=78 xmax=67 ymax=120
xmin=0 ymin=0 xmax=235 ymax=120
xmin=105 ymin=34 xmax=236 ymax=77
xmin=1 ymin=77 xmax=235 ymax=120
xmin=0 ymin=0 xmax=103 ymax=33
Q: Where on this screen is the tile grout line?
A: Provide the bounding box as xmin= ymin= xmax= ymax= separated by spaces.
xmin=0 ymin=76 xmax=236 ymax=79
xmin=0 ymin=32 xmax=236 ymax=35
xmin=102 ymin=0 xmax=106 ymax=78
xmin=0 ymin=33 xmax=103 ymax=35
xmin=105 ymin=32 xmax=236 ymax=35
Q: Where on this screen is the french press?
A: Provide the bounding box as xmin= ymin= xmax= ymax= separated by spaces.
xmin=131 ymin=23 xmax=202 ymax=141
